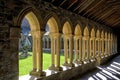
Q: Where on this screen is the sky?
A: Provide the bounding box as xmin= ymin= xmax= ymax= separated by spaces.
xmin=21 ymin=18 xmax=49 ymax=35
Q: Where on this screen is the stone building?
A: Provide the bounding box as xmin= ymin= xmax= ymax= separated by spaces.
xmin=0 ymin=0 xmax=120 ymax=80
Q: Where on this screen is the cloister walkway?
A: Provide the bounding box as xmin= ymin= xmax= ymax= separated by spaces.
xmin=76 ymin=54 xmax=120 ymax=80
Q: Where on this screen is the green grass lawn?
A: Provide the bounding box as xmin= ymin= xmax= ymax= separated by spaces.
xmin=19 ymin=52 xmax=64 ymax=76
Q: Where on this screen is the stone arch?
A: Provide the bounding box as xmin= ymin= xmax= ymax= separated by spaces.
xmin=108 ymin=32 xmax=110 ymax=39
xmin=90 ymin=28 xmax=95 ymax=37
xmin=111 ymin=33 xmax=113 ymax=40
xmin=105 ymin=32 xmax=108 ymax=38
xmin=83 ymin=27 xmax=89 ymax=36
xmin=74 ymin=24 xmax=82 ymax=36
xmin=62 ymin=17 xmax=73 ymax=34
xmin=43 ymin=12 xmax=62 ymax=70
xmin=96 ymin=30 xmax=100 ymax=38
xmin=63 ymin=21 xmax=72 ymax=34
xmin=15 ymin=7 xmax=41 ymax=32
xmin=74 ymin=22 xmax=83 ymax=64
xmin=89 ymin=28 xmax=95 ymax=60
xmin=73 ymin=20 xmax=83 ymax=34
xmin=47 ymin=17 xmax=59 ymax=33
xmin=101 ymin=30 xmax=104 ymax=38
xmin=12 ymin=6 xmax=46 ymax=76
xmin=62 ymin=20 xmax=74 ymax=67
xmin=43 ymin=12 xmax=61 ymax=33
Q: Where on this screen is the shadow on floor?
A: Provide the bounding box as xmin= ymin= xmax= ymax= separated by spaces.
xmin=76 ymin=54 xmax=120 ymax=80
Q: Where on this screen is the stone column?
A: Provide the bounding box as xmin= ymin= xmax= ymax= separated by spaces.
xmin=113 ymin=36 xmax=115 ymax=54
xmin=90 ymin=38 xmax=95 ymax=60
xmin=63 ymin=35 xmax=69 ymax=66
xmin=82 ymin=36 xmax=89 ymax=62
xmin=105 ymin=39 xmax=108 ymax=56
xmin=30 ymin=31 xmax=37 ymax=75
xmin=36 ymin=31 xmax=46 ymax=76
xmin=74 ymin=36 xmax=79 ymax=63
xmin=99 ymin=39 xmax=101 ymax=57
xmin=110 ymin=37 xmax=111 ymax=55
xmin=87 ymin=39 xmax=90 ymax=61
xmin=69 ymin=35 xmax=74 ymax=67
xmin=112 ymin=39 xmax=113 ymax=54
xmin=56 ymin=33 xmax=63 ymax=71
xmin=49 ymin=34 xmax=55 ymax=70
xmin=110 ymin=39 xmax=112 ymax=54
xmin=82 ymin=37 xmax=85 ymax=62
xmin=108 ymin=38 xmax=110 ymax=56
xmin=30 ymin=31 xmax=46 ymax=76
xmin=93 ymin=39 xmax=95 ymax=59
xmin=115 ymin=36 xmax=117 ymax=53
xmin=101 ymin=38 xmax=104 ymax=57
xmin=98 ymin=38 xmax=100 ymax=57
xmin=79 ymin=37 xmax=83 ymax=64
xmin=94 ymin=39 xmax=96 ymax=58
xmin=95 ymin=39 xmax=98 ymax=57
xmin=89 ymin=39 xmax=92 ymax=60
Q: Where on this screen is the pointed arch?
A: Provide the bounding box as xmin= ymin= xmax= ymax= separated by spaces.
xmin=101 ymin=30 xmax=104 ymax=38
xmin=15 ymin=7 xmax=41 ymax=32
xmin=108 ymin=33 xmax=110 ymax=39
xmin=25 ymin=12 xmax=40 ymax=32
xmin=90 ymin=28 xmax=95 ymax=37
xmin=43 ymin=12 xmax=61 ymax=33
xmin=63 ymin=21 xmax=72 ymax=34
xmin=14 ymin=7 xmax=46 ymax=77
xmin=74 ymin=24 xmax=82 ymax=36
xmin=83 ymin=27 xmax=89 ymax=36
xmin=96 ymin=30 xmax=100 ymax=38
xmin=105 ymin=32 xmax=108 ymax=39
xmin=46 ymin=17 xmax=59 ymax=33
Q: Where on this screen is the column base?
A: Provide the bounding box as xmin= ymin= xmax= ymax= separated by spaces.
xmin=96 ymin=56 xmax=101 ymax=65
xmin=49 ymin=65 xmax=63 ymax=71
xmin=102 ymin=55 xmax=106 ymax=58
xmin=68 ymin=63 xmax=75 ymax=67
xmin=78 ymin=60 xmax=83 ymax=64
xmin=63 ymin=62 xmax=69 ymax=66
xmin=108 ymin=54 xmax=111 ymax=56
xmin=105 ymin=54 xmax=108 ymax=57
xmin=90 ymin=58 xmax=96 ymax=62
xmin=74 ymin=60 xmax=79 ymax=64
xmin=100 ymin=55 xmax=104 ymax=59
xmin=30 ymin=68 xmax=37 ymax=76
xmin=30 ymin=69 xmax=46 ymax=77
xmin=54 ymin=67 xmax=63 ymax=71
xmin=83 ymin=59 xmax=90 ymax=64
xmin=49 ymin=65 xmax=56 ymax=70
xmin=35 ymin=71 xmax=46 ymax=77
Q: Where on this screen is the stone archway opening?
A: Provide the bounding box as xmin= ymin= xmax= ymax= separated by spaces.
xmin=43 ymin=16 xmax=63 ymax=72
xmin=18 ymin=11 xmax=41 ymax=77
xmin=83 ymin=27 xmax=89 ymax=62
xmin=96 ymin=30 xmax=100 ymax=57
xmin=62 ymin=21 xmax=74 ymax=67
xmin=90 ymin=28 xmax=95 ymax=60
xmin=74 ymin=24 xmax=82 ymax=64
